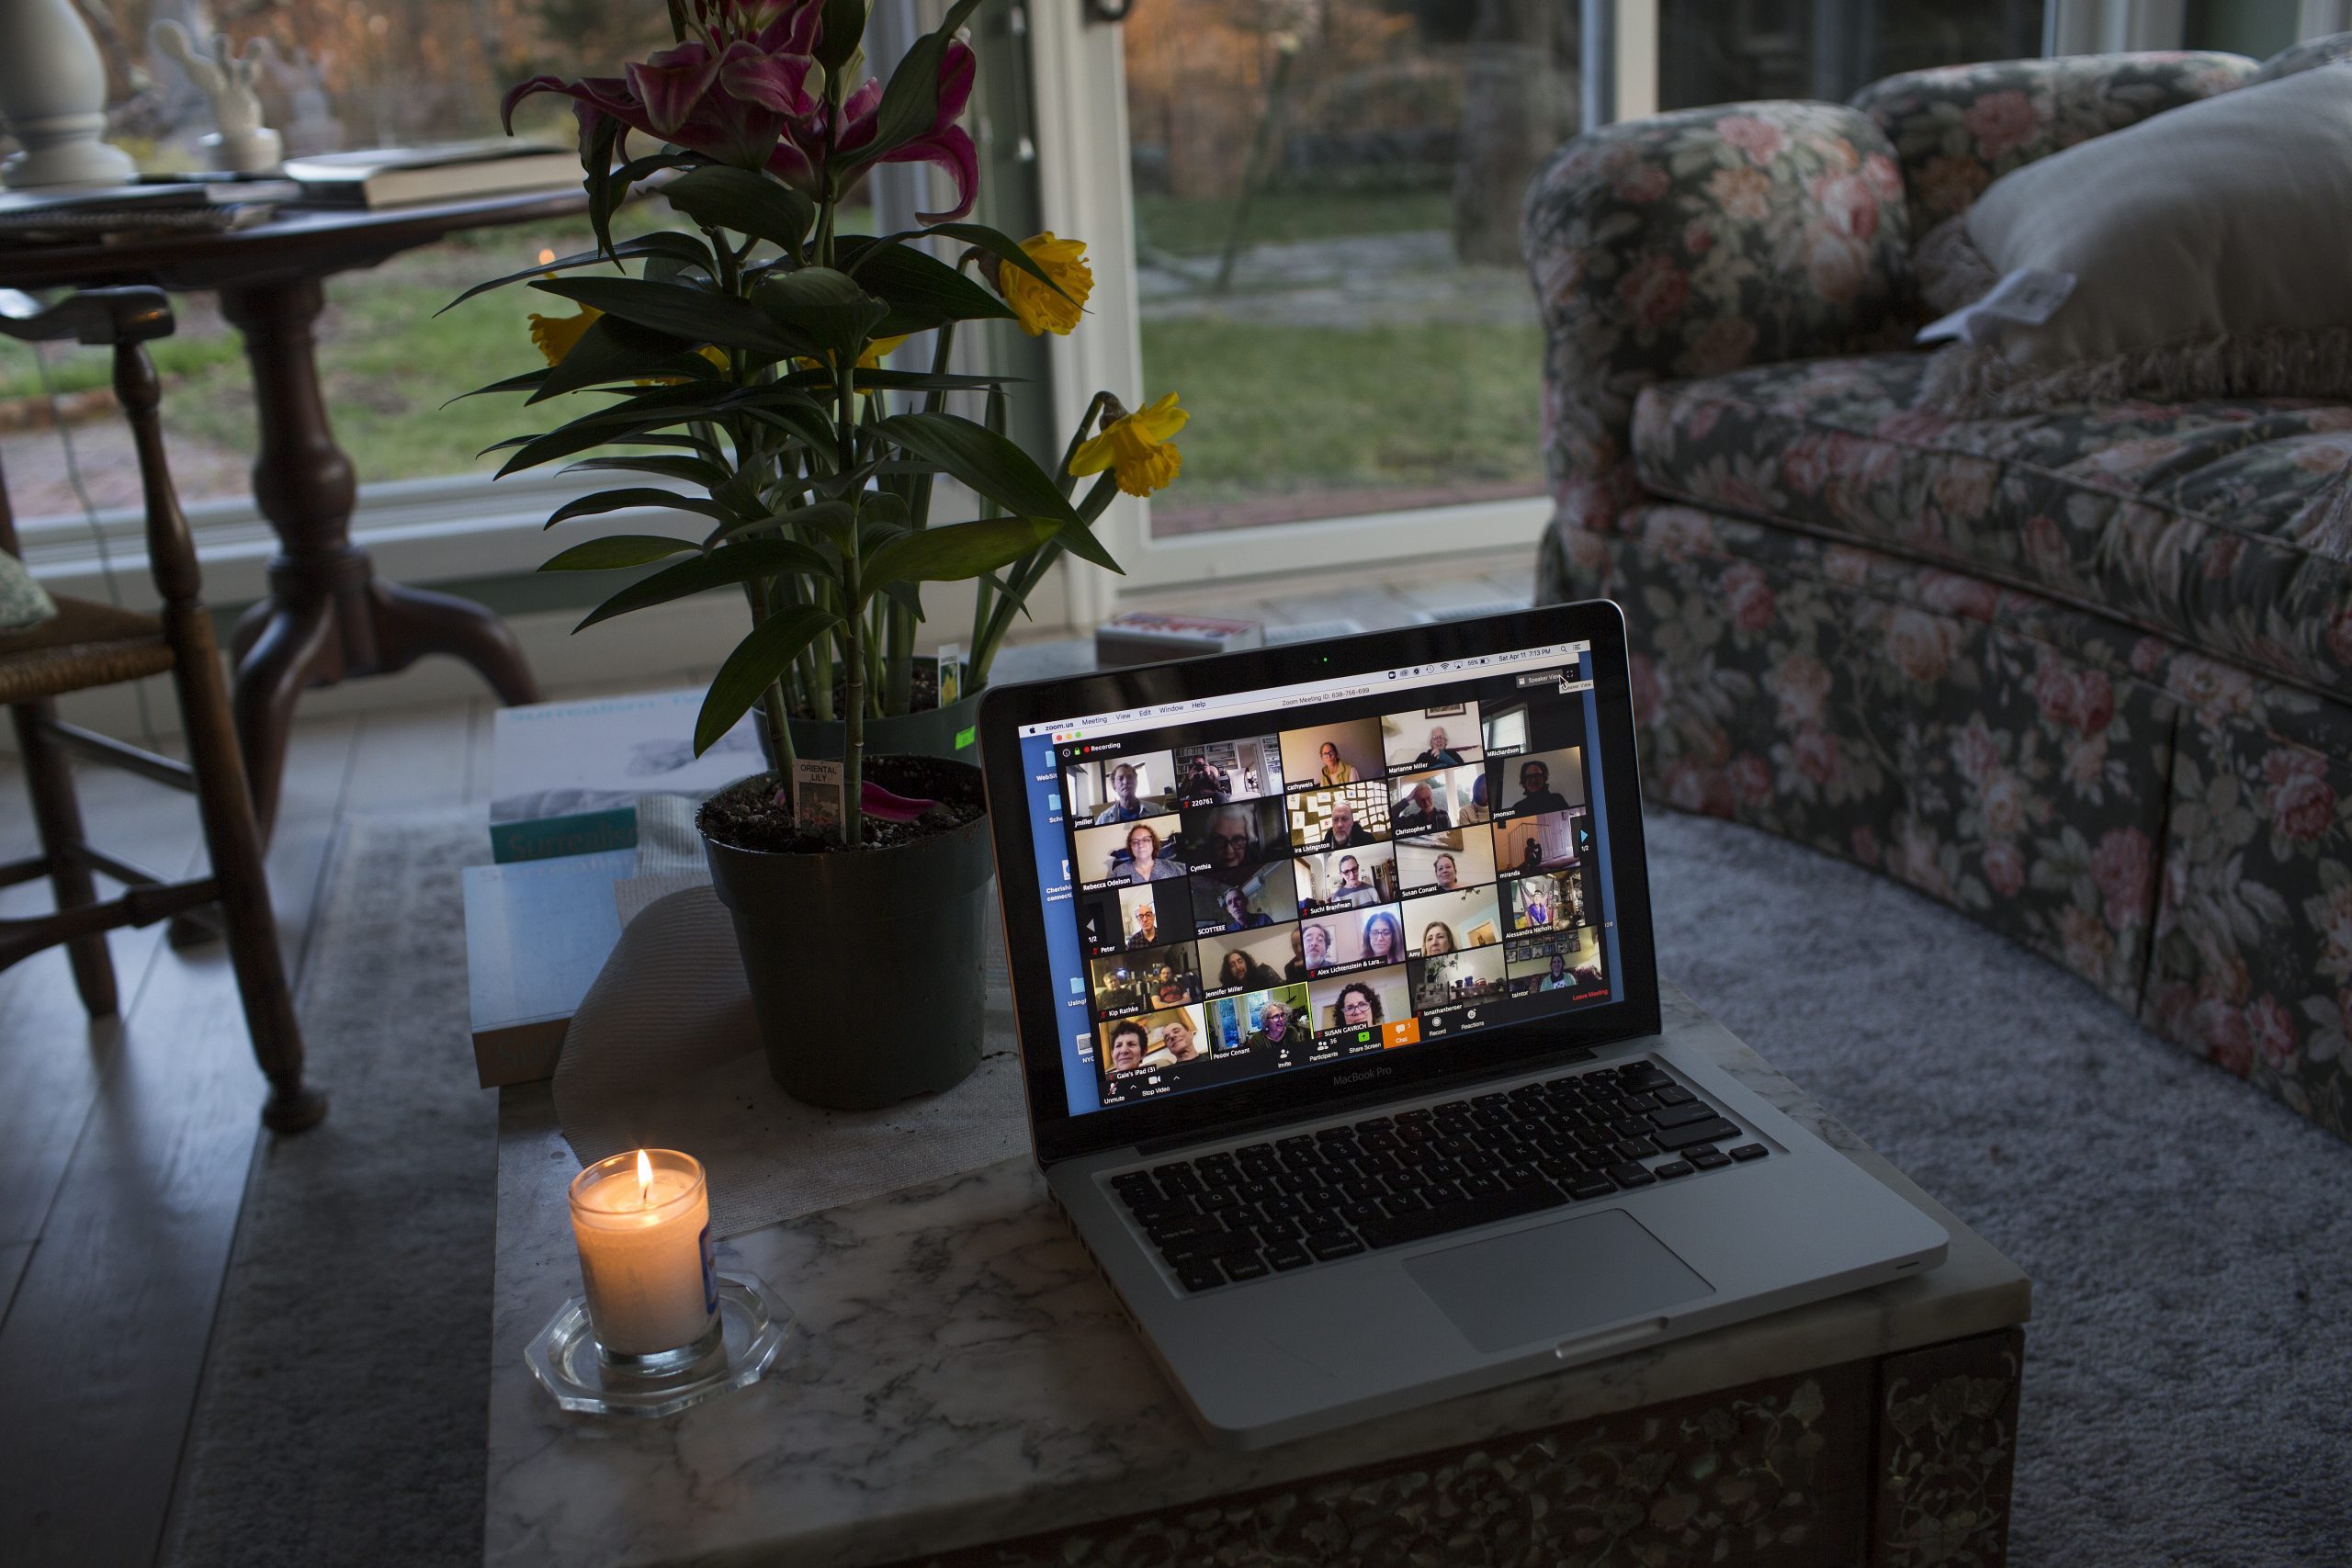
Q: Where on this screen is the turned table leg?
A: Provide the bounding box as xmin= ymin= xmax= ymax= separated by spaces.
xmin=217 ymin=275 xmax=540 ymax=839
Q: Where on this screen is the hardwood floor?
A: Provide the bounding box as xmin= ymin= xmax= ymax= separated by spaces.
xmin=0 ymin=547 xmax=1535 ymax=1566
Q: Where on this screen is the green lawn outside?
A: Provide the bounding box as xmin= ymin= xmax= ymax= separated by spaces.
xmin=5 ymin=201 xmax=1544 ymax=523
xmin=1136 ymin=187 xmax=1452 ymax=256
xmin=1139 ymin=317 xmax=1544 ymax=506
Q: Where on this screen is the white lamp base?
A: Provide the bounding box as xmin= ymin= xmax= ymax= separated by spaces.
xmin=2 ymin=109 xmax=138 ymax=189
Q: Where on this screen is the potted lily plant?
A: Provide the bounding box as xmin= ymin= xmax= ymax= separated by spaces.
xmin=469 ymin=0 xmax=1186 ymax=1108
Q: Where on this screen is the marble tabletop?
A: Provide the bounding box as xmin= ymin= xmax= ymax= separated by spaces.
xmin=483 ymin=984 xmax=2031 ymax=1568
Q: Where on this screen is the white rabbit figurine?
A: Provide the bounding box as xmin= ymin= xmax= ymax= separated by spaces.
xmin=152 ymin=19 xmax=283 ymax=173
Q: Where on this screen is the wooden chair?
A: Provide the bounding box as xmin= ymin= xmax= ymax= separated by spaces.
xmin=0 ymin=286 xmax=324 ymax=1134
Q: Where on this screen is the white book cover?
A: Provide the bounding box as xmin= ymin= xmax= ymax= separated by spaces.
xmin=489 ymin=690 xmax=763 ymax=825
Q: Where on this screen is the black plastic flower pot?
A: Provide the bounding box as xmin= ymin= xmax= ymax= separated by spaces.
xmin=698 ymin=758 xmax=994 ymax=1110
xmin=786 ymin=691 xmax=984 ymax=767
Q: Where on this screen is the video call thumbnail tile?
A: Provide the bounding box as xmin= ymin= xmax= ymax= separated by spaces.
xmin=1279 ymin=717 xmax=1384 ymax=792
xmin=1071 ymin=816 xmax=1189 ymax=888
xmin=1297 ymin=904 xmax=1407 ymax=976
xmin=1062 ymin=749 xmax=1177 ymax=825
xmin=1495 ymin=806 xmax=1586 ymax=878
xmin=1088 ymin=940 xmax=1201 ymax=1012
xmin=1401 ymin=885 xmax=1503 ymax=955
xmin=1076 ymin=879 xmax=1195 ymax=953
xmin=1197 ymin=922 xmax=1297 ymax=998
xmin=1392 ymin=827 xmax=1496 ymax=897
xmin=1099 ymin=1005 xmax=1209 ymax=1076
xmin=1489 ymin=745 xmax=1585 ymax=820
xmin=1182 ymin=796 xmax=1287 ymax=874
xmin=1307 ymin=963 xmax=1411 ymax=1038
xmin=1172 ymin=735 xmax=1283 ymax=806
xmin=1192 ymin=860 xmax=1296 ymax=934
xmin=1380 ymin=703 xmax=1483 ymax=772
xmin=1295 ymin=840 xmax=1396 ymax=915
xmin=1505 ymin=925 xmax=1605 ymax=995
xmin=1286 ymin=782 xmax=1390 ymax=851
xmin=1504 ymin=873 xmax=1579 ymax=933
xmin=1203 ymin=983 xmax=1309 ymax=1059
xmin=1386 ymin=763 xmax=1489 ymax=834
xmin=1409 ymin=944 xmax=1508 ymax=1012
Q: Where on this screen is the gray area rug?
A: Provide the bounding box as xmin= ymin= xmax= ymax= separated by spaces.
xmin=164 ymin=815 xmax=492 ymax=1568
xmin=163 ymin=809 xmax=2351 ymax=1567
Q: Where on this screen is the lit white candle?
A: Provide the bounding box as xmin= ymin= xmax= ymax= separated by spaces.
xmin=568 ymin=1148 xmax=717 ymax=1360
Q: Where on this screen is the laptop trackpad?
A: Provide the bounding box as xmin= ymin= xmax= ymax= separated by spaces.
xmin=1403 ymin=1210 xmax=1713 ymax=1355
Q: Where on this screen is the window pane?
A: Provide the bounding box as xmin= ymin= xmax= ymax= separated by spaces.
xmin=1658 ymin=0 xmax=2046 ymax=109
xmin=1123 ymin=1 xmax=1575 ymax=536
xmin=1 ymin=3 xmax=680 ymax=523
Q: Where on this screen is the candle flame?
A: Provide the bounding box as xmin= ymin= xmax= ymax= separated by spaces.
xmin=636 ymin=1148 xmax=653 ymax=1207
xmin=537 ymin=248 xmax=557 ymax=265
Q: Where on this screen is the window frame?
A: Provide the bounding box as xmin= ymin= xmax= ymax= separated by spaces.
xmin=1025 ymin=0 xmax=1654 ymax=619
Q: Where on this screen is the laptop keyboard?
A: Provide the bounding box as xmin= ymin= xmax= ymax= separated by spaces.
xmin=1108 ymin=1061 xmax=1769 ymax=1293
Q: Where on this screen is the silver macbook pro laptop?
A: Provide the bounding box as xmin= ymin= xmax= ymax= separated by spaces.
xmin=977 ymin=600 xmax=1947 ymax=1450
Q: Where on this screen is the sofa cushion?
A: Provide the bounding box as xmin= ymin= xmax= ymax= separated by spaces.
xmin=1629 ymin=353 xmax=2352 ymax=698
xmin=1915 ymin=65 xmax=2352 ymax=416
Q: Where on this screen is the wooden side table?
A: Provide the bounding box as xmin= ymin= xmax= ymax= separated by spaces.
xmin=0 ymin=191 xmax=585 ymax=835
xmin=482 ymin=983 xmax=2031 ymax=1568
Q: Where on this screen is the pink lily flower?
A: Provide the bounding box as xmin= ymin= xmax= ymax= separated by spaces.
xmin=503 ymin=0 xmax=823 ymax=172
xmin=504 ymin=0 xmax=978 ymax=223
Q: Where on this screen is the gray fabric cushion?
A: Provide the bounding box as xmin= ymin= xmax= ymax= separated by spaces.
xmin=0 ymin=552 xmax=54 ymax=632
xmin=1917 ymin=65 xmax=2352 ymax=415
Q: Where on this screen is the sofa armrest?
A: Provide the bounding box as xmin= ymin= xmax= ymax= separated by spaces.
xmin=1520 ymin=100 xmax=1910 ymax=543
xmin=1850 ymin=51 xmax=2256 ymax=241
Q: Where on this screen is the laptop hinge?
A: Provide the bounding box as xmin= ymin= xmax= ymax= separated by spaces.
xmin=1131 ymin=1047 xmax=1597 ymax=1157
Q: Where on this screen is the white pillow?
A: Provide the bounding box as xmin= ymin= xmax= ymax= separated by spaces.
xmin=1916 ymin=64 xmax=2352 ymax=415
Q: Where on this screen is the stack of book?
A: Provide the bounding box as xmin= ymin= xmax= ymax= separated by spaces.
xmin=280 ymin=140 xmax=579 ymax=208
xmin=465 ymin=691 xmax=760 ymax=1085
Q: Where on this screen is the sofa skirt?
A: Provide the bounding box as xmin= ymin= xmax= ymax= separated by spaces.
xmin=1542 ymin=505 xmax=2352 ymax=1145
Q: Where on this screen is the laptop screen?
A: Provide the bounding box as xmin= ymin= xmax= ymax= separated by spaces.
xmin=1010 ymin=637 xmax=1624 ymax=1120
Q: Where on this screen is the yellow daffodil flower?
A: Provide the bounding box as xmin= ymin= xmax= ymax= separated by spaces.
xmin=998 ymin=232 xmax=1091 ymax=337
xmin=529 ymin=303 xmax=729 ymax=377
xmin=1069 ymin=392 xmax=1186 ymax=497
xmin=528 ymin=304 xmax=599 ymax=366
xmin=794 ymin=333 xmax=913 ymax=374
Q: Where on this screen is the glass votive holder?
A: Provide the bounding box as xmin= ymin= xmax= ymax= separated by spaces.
xmin=567 ymin=1148 xmax=720 ymax=1377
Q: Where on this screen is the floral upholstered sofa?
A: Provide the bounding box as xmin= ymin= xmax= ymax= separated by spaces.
xmin=1524 ymin=37 xmax=2352 ymax=1144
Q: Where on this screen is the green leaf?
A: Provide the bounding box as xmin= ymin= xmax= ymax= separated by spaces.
xmin=873 ymin=412 xmax=1079 ymax=525
xmin=529 ymin=313 xmax=717 ymax=402
xmin=752 ymin=266 xmax=888 ymax=366
xmin=662 ymin=164 xmax=817 ymax=254
xmin=447 ymin=367 xmax=551 ymax=403
xmin=709 ymin=498 xmax=855 ymax=547
xmin=494 ymin=420 xmax=723 ymax=479
xmin=834 ymin=0 xmax=987 ymax=175
xmin=814 ymin=0 xmax=867 ymax=72
xmin=439 ymin=231 xmax=716 ymax=313
xmin=845 ymin=240 xmax=1014 ymax=335
xmin=697 ymin=606 xmax=842 ymax=755
xmin=584 ymin=114 xmax=623 ymax=259
xmin=560 ymin=454 xmax=738 ymax=489
xmin=922 ymin=220 xmax=1072 ymax=300
xmin=1046 ymin=511 xmax=1122 ymax=573
xmin=577 ymin=537 xmax=836 ymax=631
xmin=544 ymin=486 xmax=740 ymax=529
xmin=540 ymin=535 xmax=700 ymax=570
xmin=532 ymin=276 xmax=795 ymax=356
xmin=863 ymin=515 xmax=1059 ymax=593
xmin=879 ymin=579 xmax=925 ymax=620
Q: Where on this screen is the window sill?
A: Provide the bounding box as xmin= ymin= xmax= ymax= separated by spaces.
xmin=17 ymin=468 xmax=705 ymax=606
